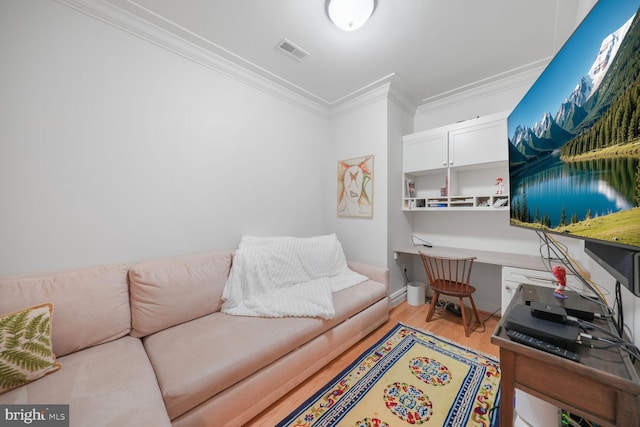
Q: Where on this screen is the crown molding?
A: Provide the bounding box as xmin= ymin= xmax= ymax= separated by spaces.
xmin=56 ymin=0 xmax=334 ymax=118
xmin=416 ymin=59 xmax=549 ymax=115
xmin=328 ymin=73 xmax=419 ymax=119
xmin=387 ymin=74 xmax=420 ymax=117
xmin=329 ymin=81 xmax=390 ymax=119
xmin=57 ymin=0 xmax=420 ymax=120
xmin=54 ymin=0 xmax=542 ymax=122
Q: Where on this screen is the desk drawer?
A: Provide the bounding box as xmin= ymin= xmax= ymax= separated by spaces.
xmin=514 ymin=353 xmax=617 ymax=425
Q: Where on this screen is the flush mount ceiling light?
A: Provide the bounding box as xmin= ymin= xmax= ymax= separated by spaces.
xmin=327 ymin=0 xmax=376 ymax=31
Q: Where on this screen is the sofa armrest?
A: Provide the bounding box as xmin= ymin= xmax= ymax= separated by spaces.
xmin=347 ymin=260 xmax=389 ymax=290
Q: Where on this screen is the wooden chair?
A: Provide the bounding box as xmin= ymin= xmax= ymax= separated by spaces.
xmin=419 ymin=252 xmax=481 ymax=336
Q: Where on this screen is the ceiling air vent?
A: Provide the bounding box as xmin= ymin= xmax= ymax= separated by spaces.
xmin=276 ymin=38 xmax=309 ymax=61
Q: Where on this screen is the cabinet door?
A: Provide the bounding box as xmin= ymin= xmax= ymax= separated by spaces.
xmin=402 ymin=131 xmax=447 ymax=173
xmin=448 ymin=118 xmax=507 ymax=168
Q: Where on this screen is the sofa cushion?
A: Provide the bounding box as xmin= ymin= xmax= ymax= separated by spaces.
xmin=143 ymin=279 xmax=386 ymax=420
xmin=0 ymin=264 xmax=131 ymax=357
xmin=0 ymin=336 xmax=171 ymax=427
xmin=128 ymin=251 xmax=233 ymax=338
xmin=0 ymin=303 xmax=61 ymax=395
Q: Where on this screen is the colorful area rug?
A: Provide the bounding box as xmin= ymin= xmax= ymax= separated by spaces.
xmin=277 ymin=323 xmax=500 ymax=427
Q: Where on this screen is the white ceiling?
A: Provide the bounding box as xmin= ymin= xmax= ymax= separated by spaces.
xmin=104 ymin=0 xmax=596 ymax=108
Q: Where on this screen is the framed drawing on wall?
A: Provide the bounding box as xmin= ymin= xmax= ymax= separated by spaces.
xmin=337 ymin=155 xmax=374 ymax=218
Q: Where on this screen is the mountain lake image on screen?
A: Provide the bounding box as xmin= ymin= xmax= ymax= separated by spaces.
xmin=508 ymin=0 xmax=640 ymax=251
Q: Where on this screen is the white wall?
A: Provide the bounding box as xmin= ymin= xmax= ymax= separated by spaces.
xmin=586 ymin=258 xmax=639 ymax=347
xmin=326 ymin=92 xmax=389 ymax=268
xmin=387 ymin=97 xmax=415 ymax=301
xmin=414 ymin=73 xmax=536 ymax=132
xmin=0 ymin=0 xmax=329 ymax=276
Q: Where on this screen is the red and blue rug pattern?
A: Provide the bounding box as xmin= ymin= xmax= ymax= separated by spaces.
xmin=277 ymin=323 xmax=500 ymax=427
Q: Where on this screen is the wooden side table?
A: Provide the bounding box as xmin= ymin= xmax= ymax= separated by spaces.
xmin=492 ymin=284 xmax=640 ymax=426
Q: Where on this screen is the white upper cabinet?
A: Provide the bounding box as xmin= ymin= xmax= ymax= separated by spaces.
xmin=402 ymin=128 xmax=448 ymax=173
xmin=448 ymin=116 xmax=508 ymax=168
xmin=401 ymin=112 xmax=510 ymax=211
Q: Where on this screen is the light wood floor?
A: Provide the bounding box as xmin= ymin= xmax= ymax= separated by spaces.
xmin=247 ymin=301 xmax=501 ymax=426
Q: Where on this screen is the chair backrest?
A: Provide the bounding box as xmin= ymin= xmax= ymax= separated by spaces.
xmin=419 ymin=253 xmax=476 ymax=294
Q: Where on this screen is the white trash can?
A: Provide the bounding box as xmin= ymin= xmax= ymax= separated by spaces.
xmin=406 ymin=282 xmax=426 ymax=306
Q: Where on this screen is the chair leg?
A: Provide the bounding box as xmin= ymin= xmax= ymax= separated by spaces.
xmin=425 ymin=291 xmax=439 ymax=322
xmin=468 ymin=295 xmax=481 ymax=329
xmin=461 ymin=296 xmax=482 ymax=337
xmin=459 ymin=297 xmax=470 ymax=337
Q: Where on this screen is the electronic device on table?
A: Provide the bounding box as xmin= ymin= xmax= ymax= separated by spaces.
xmin=506 ymin=329 xmax=579 ymax=362
xmin=505 ymin=303 xmax=580 ymax=351
xmin=521 ymin=283 xmax=600 ymax=321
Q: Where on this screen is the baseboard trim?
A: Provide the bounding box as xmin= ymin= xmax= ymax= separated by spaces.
xmin=390 ymin=287 xmax=407 ymax=307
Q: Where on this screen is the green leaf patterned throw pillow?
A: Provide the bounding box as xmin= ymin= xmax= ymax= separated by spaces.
xmin=0 ymin=303 xmax=61 ymax=394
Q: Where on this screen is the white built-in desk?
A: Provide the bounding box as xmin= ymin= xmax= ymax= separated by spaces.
xmin=394 ymin=245 xmax=588 ymax=314
xmin=394 ymin=246 xmax=549 ymax=270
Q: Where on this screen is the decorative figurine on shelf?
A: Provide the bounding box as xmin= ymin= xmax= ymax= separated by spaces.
xmin=553 ymin=265 xmax=568 ymax=299
xmin=495 ymin=177 xmax=504 ymax=195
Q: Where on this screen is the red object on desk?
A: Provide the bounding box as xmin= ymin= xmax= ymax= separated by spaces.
xmin=553 ymin=265 xmax=568 ymax=299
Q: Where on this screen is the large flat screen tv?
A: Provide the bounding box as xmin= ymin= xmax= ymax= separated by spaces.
xmin=508 ymin=0 xmax=640 ymax=295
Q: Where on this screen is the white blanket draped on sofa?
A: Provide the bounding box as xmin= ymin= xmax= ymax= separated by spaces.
xmin=221 ymin=234 xmax=367 ymax=319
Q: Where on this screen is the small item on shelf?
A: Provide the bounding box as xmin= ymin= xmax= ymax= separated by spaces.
xmin=493 ymin=197 xmax=508 ymax=207
xmin=406 ymin=180 xmax=416 ymax=197
xmin=440 ymin=177 xmax=448 ymax=196
xmin=495 ymin=177 xmax=504 ymax=195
